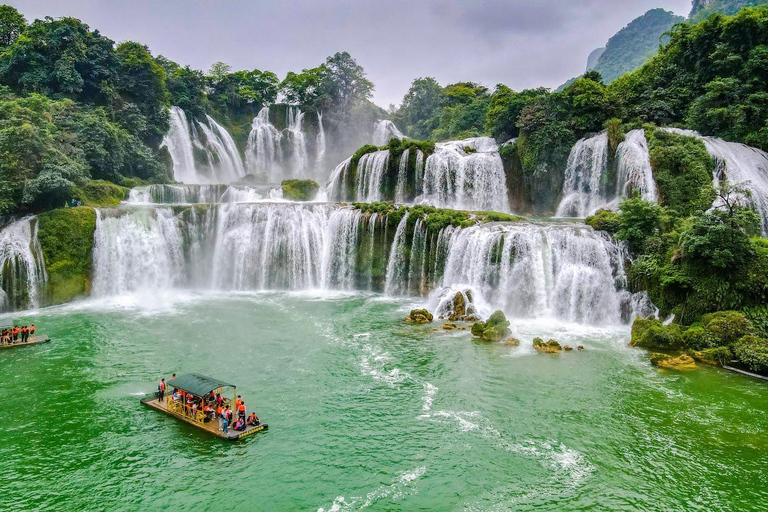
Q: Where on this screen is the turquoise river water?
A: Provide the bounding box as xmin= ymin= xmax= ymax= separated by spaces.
xmin=1 ymin=291 xmax=767 ymax=511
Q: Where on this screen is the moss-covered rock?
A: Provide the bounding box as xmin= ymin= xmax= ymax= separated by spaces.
xmin=630 ymin=317 xmax=683 ymax=350
xmin=471 ymin=310 xmax=512 ymax=342
xmin=74 ymin=180 xmax=129 ymax=207
xmin=533 ymin=338 xmax=563 ymax=354
xmin=281 ymin=179 xmax=320 ymax=201
xmin=36 ymin=207 xmax=97 ymax=305
xmin=681 ymin=326 xmax=719 ymax=351
xmin=650 ymin=353 xmax=696 ymax=370
xmin=405 ymin=309 xmax=433 ymax=324
xmin=691 ymin=346 xmax=732 ymax=366
xmin=733 ymin=335 xmax=768 ymax=373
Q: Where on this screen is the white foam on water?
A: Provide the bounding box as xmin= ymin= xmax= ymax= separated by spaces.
xmin=317 ymin=466 xmax=427 ymax=512
xmin=421 ymin=382 xmax=437 ymax=412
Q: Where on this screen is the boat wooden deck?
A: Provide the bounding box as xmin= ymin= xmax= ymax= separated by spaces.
xmin=0 ymin=335 xmax=50 ymax=349
xmin=141 ymin=396 xmax=267 ymax=440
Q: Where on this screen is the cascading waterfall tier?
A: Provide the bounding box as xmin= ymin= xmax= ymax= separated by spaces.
xmin=556 ymin=132 xmax=611 ymax=217
xmin=245 ymin=106 xmax=323 ymax=182
xmin=0 ymin=217 xmax=47 ymax=312
xmin=429 ymin=222 xmax=653 ymax=325
xmin=421 ymin=137 xmax=510 ymax=212
xmin=91 ymin=204 xmax=364 ymax=295
xmin=127 ymin=184 xmax=283 ymax=204
xmin=662 ymin=128 xmax=768 ymax=234
xmin=556 ymin=130 xmax=658 ymax=217
xmin=326 ymin=137 xmax=510 ymax=212
xmin=161 ymin=106 xmax=247 ymax=185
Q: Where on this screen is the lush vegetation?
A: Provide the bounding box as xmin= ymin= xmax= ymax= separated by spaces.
xmin=690 ymin=0 xmax=768 ymax=21
xmin=36 ymin=207 xmax=97 ymax=304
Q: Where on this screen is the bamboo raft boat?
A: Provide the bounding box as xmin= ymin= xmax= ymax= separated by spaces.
xmin=0 ymin=335 xmax=50 ymax=349
xmin=141 ymin=373 xmax=268 ymax=441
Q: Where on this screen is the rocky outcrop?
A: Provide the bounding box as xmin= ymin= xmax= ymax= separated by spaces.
xmin=503 ymin=338 xmax=520 ymax=346
xmin=440 ymin=290 xmax=480 ymax=322
xmin=471 ymin=310 xmax=512 ymax=342
xmin=533 ymin=338 xmax=563 ymax=354
xmin=405 ymin=309 xmax=433 ymax=324
xmin=650 ymin=353 xmax=696 ymax=369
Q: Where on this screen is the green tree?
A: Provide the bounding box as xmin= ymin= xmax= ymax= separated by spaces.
xmin=280 ymin=66 xmax=327 ymax=107
xmin=0 ymin=5 xmax=26 ymax=46
xmin=320 ymin=52 xmax=373 ymax=117
xmin=394 ymin=77 xmax=443 ymax=139
xmin=114 ymin=41 xmax=168 ymax=144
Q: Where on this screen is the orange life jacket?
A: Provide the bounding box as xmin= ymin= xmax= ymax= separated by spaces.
xmin=238 ymin=404 xmax=245 ymax=413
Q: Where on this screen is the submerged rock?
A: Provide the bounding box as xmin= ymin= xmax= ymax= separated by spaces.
xmin=471 ymin=310 xmax=512 ymax=342
xmin=533 ymin=338 xmax=563 ymax=354
xmin=564 ymin=345 xmax=573 ymax=351
xmin=577 ymin=345 xmax=585 ymax=351
xmin=443 ymin=323 xmax=458 ymax=330
xmin=406 ymin=309 xmax=433 ymax=324
xmin=650 ymin=353 xmax=696 ymax=370
xmin=503 ymin=338 xmax=520 ymax=346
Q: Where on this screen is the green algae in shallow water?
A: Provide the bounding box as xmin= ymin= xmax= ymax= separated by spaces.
xmin=2 ymin=295 xmax=768 ymax=509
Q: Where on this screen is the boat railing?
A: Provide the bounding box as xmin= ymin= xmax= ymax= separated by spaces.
xmin=163 ymin=395 xmax=234 ymax=425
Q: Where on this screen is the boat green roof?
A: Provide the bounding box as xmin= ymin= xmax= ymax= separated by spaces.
xmin=168 ymin=373 xmax=235 ymax=396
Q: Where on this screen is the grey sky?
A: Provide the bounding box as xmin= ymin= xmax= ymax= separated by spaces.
xmin=9 ymin=0 xmax=693 ymax=108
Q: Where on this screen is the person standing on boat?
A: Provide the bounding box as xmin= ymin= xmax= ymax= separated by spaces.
xmin=158 ymin=378 xmax=166 ymax=402
xmin=30 ymin=325 xmax=35 ymax=339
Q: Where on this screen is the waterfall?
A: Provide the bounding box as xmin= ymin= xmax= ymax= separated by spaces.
xmin=394 ymin=148 xmax=410 ymax=203
xmin=615 ymin=129 xmax=658 ymax=203
xmin=245 ymin=107 xmax=284 ymax=182
xmin=315 ymin=112 xmax=326 ymax=177
xmin=429 ymin=222 xmax=643 ymax=325
xmin=556 ymin=132 xmax=610 ymax=217
xmin=0 ymin=217 xmax=47 ymax=311
xmin=384 ymin=212 xmax=410 ymax=295
xmin=161 ymin=107 xmax=197 ymax=184
xmin=355 ymin=151 xmax=390 ymax=202
xmin=662 ymin=128 xmax=768 ymax=233
xmin=326 ymin=158 xmax=352 ymax=202
xmin=92 ymin=203 xmax=366 ymax=295
xmin=373 ymin=120 xmax=404 ymax=146
xmin=421 ymin=137 xmax=510 ymax=212
xmin=160 ymin=106 xmax=246 ymax=185
xmin=287 ymin=107 xmax=309 ymax=177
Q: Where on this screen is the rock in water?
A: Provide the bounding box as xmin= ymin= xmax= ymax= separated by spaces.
xmin=503 ymin=338 xmax=520 ymax=346
xmin=650 ymin=353 xmax=696 ymax=370
xmin=442 ymin=290 xmax=478 ymax=322
xmin=577 ymin=345 xmax=585 ymax=351
xmin=471 ymin=310 xmax=512 ymax=342
xmin=533 ymin=338 xmax=563 ymax=354
xmin=564 ymin=345 xmax=573 ymax=351
xmin=406 ymin=309 xmax=433 ymax=324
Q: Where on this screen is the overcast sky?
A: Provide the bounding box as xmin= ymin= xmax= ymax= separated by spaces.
xmin=9 ymin=0 xmax=693 ymax=108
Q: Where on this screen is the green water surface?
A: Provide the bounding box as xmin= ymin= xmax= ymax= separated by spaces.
xmin=1 ymin=292 xmax=766 ymax=511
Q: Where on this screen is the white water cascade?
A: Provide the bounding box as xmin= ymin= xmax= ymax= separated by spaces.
xmin=161 ymin=106 xmax=247 ymax=184
xmin=0 ymin=217 xmax=48 ymax=311
xmin=315 ymin=112 xmax=326 ymax=177
xmin=287 ymin=107 xmax=309 ymax=177
xmin=245 ymin=107 xmax=284 ymax=182
xmin=127 ymin=184 xmax=283 ymax=204
xmin=161 ymin=107 xmax=198 ymax=184
xmin=425 ymin=222 xmax=655 ymax=325
xmin=420 ymin=137 xmax=510 ymax=212
xmin=663 ymin=128 xmax=768 ymax=233
xmin=615 ymin=129 xmax=658 ymax=204
xmin=91 ymin=204 xmax=365 ymax=295
xmin=355 ymin=151 xmax=391 ymax=202
xmin=373 ymin=120 xmax=404 ymax=146
xmin=556 ymin=132 xmax=610 ymax=217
